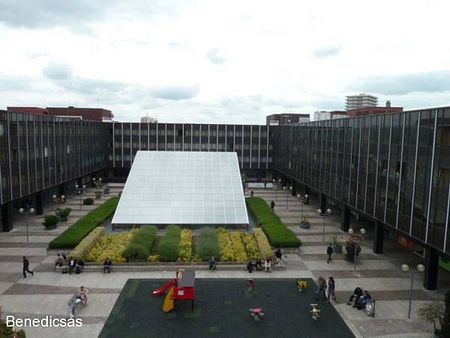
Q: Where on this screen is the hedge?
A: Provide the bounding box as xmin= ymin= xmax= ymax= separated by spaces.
xmin=70 ymin=227 xmax=106 ymax=260
xmin=157 ymin=225 xmax=181 ymax=262
xmin=196 ymin=227 xmax=220 ymax=260
xmin=122 ymin=226 xmax=158 ymax=261
xmin=48 ymin=197 xmax=119 ymax=249
xmin=246 ymin=197 xmax=301 ymax=248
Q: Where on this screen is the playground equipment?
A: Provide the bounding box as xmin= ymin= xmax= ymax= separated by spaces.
xmin=310 ymin=304 xmax=320 ymax=320
xmin=297 ymin=279 xmax=307 ymax=292
xmin=249 ymin=307 xmax=264 ymax=321
xmin=152 ymin=269 xmax=196 ymax=313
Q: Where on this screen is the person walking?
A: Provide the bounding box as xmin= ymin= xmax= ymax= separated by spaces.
xmin=327 ymin=243 xmax=333 ymax=263
xmin=22 ymin=256 xmax=34 ymax=278
xmin=326 ymin=276 xmax=336 ymax=303
xmin=270 ymin=200 xmax=275 ymax=210
xmin=315 ymin=276 xmax=327 ymax=300
xmin=209 ymin=256 xmax=217 ymax=272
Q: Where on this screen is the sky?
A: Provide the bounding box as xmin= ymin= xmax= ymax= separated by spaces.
xmin=0 ymin=0 xmax=450 ymax=123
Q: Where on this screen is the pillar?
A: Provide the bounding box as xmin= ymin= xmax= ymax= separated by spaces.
xmin=373 ymin=221 xmax=384 ymax=254
xmin=291 ymin=181 xmax=297 ymax=196
xmin=423 ymin=248 xmax=439 ymax=290
xmin=1 ymin=203 xmax=13 ymax=232
xmin=35 ymin=191 xmax=43 ymax=215
xmin=341 ymin=205 xmax=350 ymax=232
xmin=320 ymin=193 xmax=327 ymax=213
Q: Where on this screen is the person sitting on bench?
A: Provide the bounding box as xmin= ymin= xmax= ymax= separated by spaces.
xmin=103 ymin=257 xmax=112 ymax=273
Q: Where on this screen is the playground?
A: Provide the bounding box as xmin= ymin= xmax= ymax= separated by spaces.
xmin=99 ymin=277 xmax=354 ymax=338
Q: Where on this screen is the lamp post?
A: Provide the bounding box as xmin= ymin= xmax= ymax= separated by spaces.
xmin=317 ymin=208 xmax=332 ymax=242
xmin=272 ymin=179 xmax=277 ymax=201
xmin=18 ymin=207 xmax=35 ymax=245
xmin=277 ymin=179 xmax=282 ymax=201
xmin=348 ymin=227 xmax=366 ymax=270
xmin=298 ymin=194 xmax=309 ymax=221
xmin=401 ymin=263 xmax=425 ymax=319
xmin=92 ymin=177 xmax=102 ymax=188
xmin=75 ymin=184 xmax=86 ymax=210
xmin=53 ymin=194 xmax=66 ymax=222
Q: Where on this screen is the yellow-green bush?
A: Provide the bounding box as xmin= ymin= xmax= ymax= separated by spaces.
xmin=70 ymin=227 xmax=105 ymax=260
xmin=87 ymin=231 xmax=134 ymax=263
xmin=253 ymin=228 xmax=273 ymax=259
xmin=229 ymin=232 xmax=248 ymax=262
xmin=217 ymin=228 xmax=234 ymax=261
xmin=178 ymin=229 xmax=193 ymax=262
xmin=241 ymin=232 xmax=262 ymax=260
xmin=148 ymin=255 xmax=159 ymax=262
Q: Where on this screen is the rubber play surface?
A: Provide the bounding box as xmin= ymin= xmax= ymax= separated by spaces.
xmin=99 ymin=278 xmax=354 ymax=338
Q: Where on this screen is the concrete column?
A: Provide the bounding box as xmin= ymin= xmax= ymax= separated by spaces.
xmin=35 ymin=191 xmax=43 ymax=215
xmin=320 ymin=193 xmax=327 ymax=213
xmin=341 ymin=205 xmax=351 ymax=232
xmin=423 ymin=247 xmax=439 ymax=290
xmin=291 ymin=181 xmax=297 ymax=196
xmin=373 ymin=221 xmax=384 ymax=254
xmin=1 ymin=203 xmax=13 ymax=232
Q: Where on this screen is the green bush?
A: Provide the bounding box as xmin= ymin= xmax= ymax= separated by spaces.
xmin=56 ymin=207 xmax=72 ymax=222
xmin=0 ymin=306 xmax=26 ymax=337
xmin=196 ymin=227 xmax=220 ymax=260
xmin=43 ymin=215 xmax=59 ymax=230
xmin=70 ymin=227 xmax=106 ymax=260
xmin=83 ymin=198 xmax=94 ymax=205
xmin=246 ymin=197 xmax=301 ymax=248
xmin=48 ymin=197 xmax=119 ymax=249
xmin=157 ymin=225 xmax=181 ymax=262
xmin=122 ymin=226 xmax=158 ymax=261
xmin=122 ymin=243 xmax=149 ymax=260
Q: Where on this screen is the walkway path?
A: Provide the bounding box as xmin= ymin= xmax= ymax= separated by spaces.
xmin=0 ymin=186 xmax=446 ymax=337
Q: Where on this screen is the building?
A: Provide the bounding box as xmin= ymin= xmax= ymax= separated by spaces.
xmin=1 ymin=106 xmax=450 ymax=290
xmin=330 ymin=110 xmax=349 ymax=119
xmin=346 ymin=94 xmax=378 ymax=111
xmin=347 ymin=105 xmax=403 ymax=117
xmin=313 ymin=111 xmax=331 ymax=121
xmin=140 ymin=116 xmax=158 ymax=123
xmin=7 ymin=106 xmax=114 ymax=122
xmin=266 ymin=113 xmax=309 ymax=125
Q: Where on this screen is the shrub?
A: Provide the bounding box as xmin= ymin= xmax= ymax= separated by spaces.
xmin=196 ymin=227 xmax=220 ymax=260
xmin=253 ymin=228 xmax=274 ymax=260
xmin=157 ymin=225 xmax=181 ymax=262
xmin=56 ymin=207 xmax=72 ymax=222
xmin=48 ymin=197 xmax=119 ymax=249
xmin=178 ymin=229 xmax=193 ymax=262
xmin=229 ymin=232 xmax=248 ymax=262
xmin=83 ymin=198 xmax=94 ymax=205
xmin=122 ymin=226 xmax=158 ymax=261
xmin=246 ymin=197 xmax=301 ymax=248
xmin=122 ymin=243 xmax=149 ymax=260
xmin=70 ymin=227 xmax=106 ymax=260
xmin=241 ymin=232 xmax=262 ymax=260
xmin=217 ymin=228 xmax=234 ymax=262
xmin=148 ymin=255 xmax=159 ymax=262
xmin=103 ymin=187 xmax=110 ymax=194
xmin=43 ymin=215 xmax=59 ymax=230
xmin=0 ymin=306 xmax=26 ymax=338
xmin=87 ymin=231 xmax=134 ymax=263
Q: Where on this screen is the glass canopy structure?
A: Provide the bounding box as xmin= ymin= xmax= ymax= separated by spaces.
xmin=112 ymin=151 xmax=249 ymax=227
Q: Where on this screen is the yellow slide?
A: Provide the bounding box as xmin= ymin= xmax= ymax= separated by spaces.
xmin=162 ymin=286 xmax=175 ymax=312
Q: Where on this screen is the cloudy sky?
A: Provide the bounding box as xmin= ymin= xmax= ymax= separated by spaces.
xmin=1 ymin=0 xmax=449 ymax=123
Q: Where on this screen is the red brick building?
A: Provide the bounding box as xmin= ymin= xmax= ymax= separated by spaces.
xmin=7 ymin=106 xmax=114 ymax=122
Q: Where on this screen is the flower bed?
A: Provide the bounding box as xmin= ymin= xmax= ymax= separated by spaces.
xmin=246 ymin=197 xmax=301 ymax=248
xmin=122 ymin=226 xmax=158 ymax=261
xmin=241 ymin=232 xmax=262 ymax=260
xmin=217 ymin=228 xmax=235 ymax=261
xmin=70 ymin=226 xmax=106 ymax=260
xmin=87 ymin=231 xmax=135 ymax=263
xmin=177 ymin=229 xmax=193 ymax=262
xmin=253 ymin=228 xmax=274 ymax=259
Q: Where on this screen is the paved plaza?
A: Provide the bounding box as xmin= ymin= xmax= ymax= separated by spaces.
xmin=0 ymin=186 xmax=447 ymax=337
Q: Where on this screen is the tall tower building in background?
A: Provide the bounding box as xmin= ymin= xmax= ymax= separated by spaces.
xmin=345 ymin=94 xmax=378 ymax=111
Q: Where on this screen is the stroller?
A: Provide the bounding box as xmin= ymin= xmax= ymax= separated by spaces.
xmin=365 ymin=298 xmax=376 ymax=317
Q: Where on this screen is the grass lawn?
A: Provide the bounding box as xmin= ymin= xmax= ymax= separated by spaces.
xmin=100 ymin=278 xmax=353 ymax=338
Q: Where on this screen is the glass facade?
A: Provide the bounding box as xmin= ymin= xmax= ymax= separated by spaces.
xmin=272 ymin=107 xmax=450 ymax=256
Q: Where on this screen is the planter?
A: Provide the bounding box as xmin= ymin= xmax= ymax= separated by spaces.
xmin=299 ymin=221 xmax=310 ymax=229
xmin=333 ymin=244 xmax=342 ymax=254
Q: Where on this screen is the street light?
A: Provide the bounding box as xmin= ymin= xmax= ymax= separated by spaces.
xmin=272 ymin=179 xmax=278 ymax=201
xmin=53 ymin=194 xmax=66 ymax=222
xmin=401 ymin=263 xmax=425 ymax=319
xmin=18 ymin=207 xmax=35 ymax=245
xmin=92 ymin=177 xmax=102 ymax=188
xmin=317 ymin=208 xmax=332 ymax=242
xmin=75 ymin=184 xmax=87 ymax=210
xmin=283 ymin=185 xmax=293 ymax=209
xmin=298 ymin=194 xmax=309 ymax=222
xmin=348 ymin=227 xmax=366 ymax=270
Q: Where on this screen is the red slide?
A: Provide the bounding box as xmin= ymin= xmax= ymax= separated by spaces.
xmin=152 ymin=279 xmax=177 ymax=297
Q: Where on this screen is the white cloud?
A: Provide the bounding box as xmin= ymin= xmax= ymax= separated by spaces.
xmin=1 ymin=0 xmax=450 ymax=122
